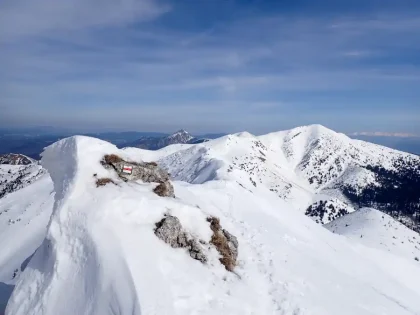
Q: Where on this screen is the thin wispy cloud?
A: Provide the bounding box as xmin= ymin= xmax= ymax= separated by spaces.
xmin=0 ymin=0 xmax=169 ymax=41
xmin=1 ymin=0 xmax=419 ymax=134
xmin=350 ymin=132 xmax=420 ymax=138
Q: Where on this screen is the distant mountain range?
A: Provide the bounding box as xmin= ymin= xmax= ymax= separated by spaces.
xmin=0 ymin=128 xmax=168 ymax=159
xmin=0 ymin=128 xmax=226 ymax=159
xmin=125 ymin=129 xmax=215 ymax=150
xmin=1 ymin=125 xmax=420 ymax=314
xmin=2 ymin=125 xmax=418 ymax=228
xmin=142 ymin=124 xmax=419 ymax=229
xmin=1 ymin=126 xmax=419 ymax=160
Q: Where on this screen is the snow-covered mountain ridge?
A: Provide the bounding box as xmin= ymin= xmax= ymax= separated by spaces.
xmin=0 ymin=154 xmax=36 ymax=165
xmin=4 ymin=135 xmax=420 ymax=314
xmin=124 ymin=124 xmax=420 ymax=225
xmin=1 ymin=124 xmax=418 ymax=226
xmin=0 ymin=158 xmax=46 ymax=199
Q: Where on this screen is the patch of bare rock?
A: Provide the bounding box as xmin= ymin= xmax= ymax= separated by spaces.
xmin=95 ymin=177 xmax=115 ymax=187
xmin=154 ymin=214 xmax=238 ymax=271
xmin=100 ymin=154 xmax=175 ymax=197
xmin=154 ymin=215 xmax=207 ymax=263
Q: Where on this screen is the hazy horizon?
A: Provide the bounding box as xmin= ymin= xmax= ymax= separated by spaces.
xmin=2 ymin=124 xmax=420 ymax=140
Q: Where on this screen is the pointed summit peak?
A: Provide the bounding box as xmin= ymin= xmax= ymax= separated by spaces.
xmin=164 ymin=129 xmax=194 ymax=144
xmin=172 ymin=129 xmax=190 ymax=136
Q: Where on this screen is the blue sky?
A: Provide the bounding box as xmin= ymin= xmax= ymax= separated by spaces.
xmin=1 ymin=0 xmax=420 ymax=135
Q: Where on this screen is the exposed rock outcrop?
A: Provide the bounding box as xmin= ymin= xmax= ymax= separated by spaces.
xmin=101 ymin=154 xmax=175 ymax=197
xmin=0 ymin=153 xmax=35 ymax=165
xmin=95 ymin=177 xmax=115 ymax=187
xmin=154 ymin=215 xmax=207 ymax=263
xmin=153 ymin=181 xmax=175 ymax=197
xmin=154 ymin=214 xmax=239 ymax=270
xmin=207 ymin=216 xmax=238 ymax=271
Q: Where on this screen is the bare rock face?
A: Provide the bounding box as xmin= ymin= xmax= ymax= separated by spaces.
xmin=222 ymin=229 xmax=238 ymax=263
xmin=153 ymin=181 xmax=175 ymax=198
xmin=207 ymin=216 xmax=238 ymax=272
xmin=154 ymin=215 xmax=207 ymax=263
xmin=188 ymin=238 xmax=207 ymax=263
xmin=154 ymin=215 xmax=186 ymax=247
xmin=101 ymin=154 xmax=174 ymax=197
xmin=116 ymin=161 xmax=169 ymax=183
xmin=95 ymin=177 xmax=115 ymax=187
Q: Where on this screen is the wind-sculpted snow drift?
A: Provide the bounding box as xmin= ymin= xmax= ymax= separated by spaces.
xmin=5 ymin=135 xmax=420 ymax=314
xmin=7 ymin=137 xmax=142 ymax=315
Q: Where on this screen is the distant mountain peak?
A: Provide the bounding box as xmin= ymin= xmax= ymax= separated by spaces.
xmin=174 ymin=129 xmax=189 ymax=134
xmin=168 ymin=129 xmax=193 ymax=141
xmin=128 ymin=129 xmax=196 ymax=150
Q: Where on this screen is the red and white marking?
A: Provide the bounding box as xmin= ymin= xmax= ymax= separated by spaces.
xmin=122 ymin=165 xmax=133 ymax=174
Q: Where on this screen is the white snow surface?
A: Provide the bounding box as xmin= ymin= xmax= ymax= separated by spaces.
xmin=5 ymin=135 xmax=420 ymax=315
xmin=0 ymin=168 xmax=54 ymax=314
xmin=0 ymin=164 xmax=46 ymax=199
xmin=124 ymin=124 xmax=419 ymax=223
xmin=0 ymin=174 xmax=54 ymax=283
xmin=325 ymin=208 xmax=420 ymax=261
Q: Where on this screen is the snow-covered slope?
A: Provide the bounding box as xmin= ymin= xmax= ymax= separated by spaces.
xmin=127 ymin=133 xmax=316 ymax=212
xmin=325 ymin=208 xmax=420 ymax=261
xmin=125 ymin=124 xmax=420 ymax=225
xmin=260 ymin=125 xmax=397 ymax=188
xmin=0 ymin=153 xmax=45 ymax=199
xmin=260 ymin=125 xmax=420 ymax=225
xmin=0 ymin=174 xmax=53 ymax=283
xmin=0 ymin=163 xmax=53 ymax=313
xmin=6 ymin=136 xmax=420 ymax=315
xmin=0 ymin=164 xmax=46 ymax=199
xmin=0 ymin=154 xmax=36 ymax=165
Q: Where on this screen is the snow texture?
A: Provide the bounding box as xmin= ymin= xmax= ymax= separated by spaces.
xmin=326 ymin=208 xmax=420 ymax=262
xmin=0 ymin=164 xmax=46 ymax=199
xmin=3 ymin=135 xmax=420 ymax=314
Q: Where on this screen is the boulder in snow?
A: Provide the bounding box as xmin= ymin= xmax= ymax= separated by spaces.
xmin=102 ymin=154 xmax=169 ymax=183
xmin=153 ymin=181 xmax=175 ymax=198
xmin=101 ymin=154 xmax=175 ymax=197
xmin=154 ymin=215 xmax=207 ymax=263
xmin=95 ymin=177 xmax=116 ymax=187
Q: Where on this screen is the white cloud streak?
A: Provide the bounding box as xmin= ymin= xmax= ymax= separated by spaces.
xmin=1 ymin=4 xmax=420 ymax=133
xmin=0 ymin=0 xmax=169 ymax=41
xmin=350 ymin=132 xmax=420 ymax=138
